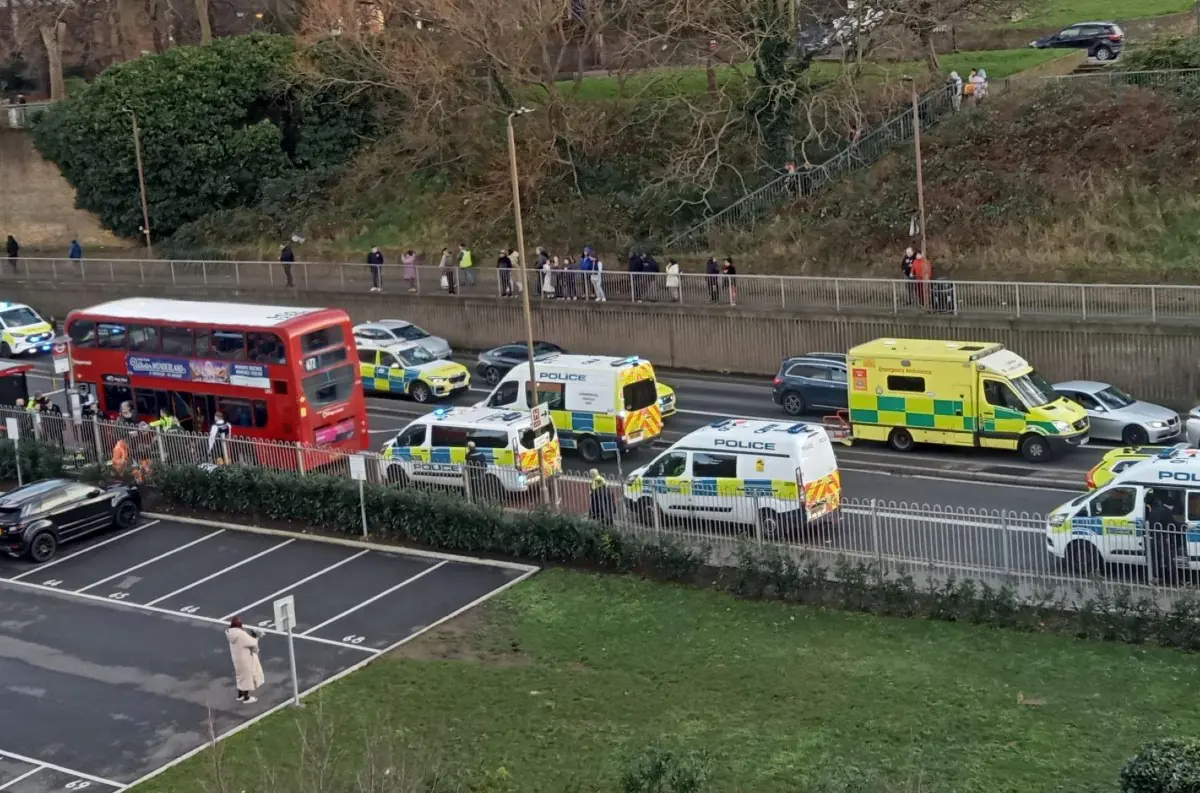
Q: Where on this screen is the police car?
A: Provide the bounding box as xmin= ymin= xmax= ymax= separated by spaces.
xmin=1047 ymin=445 xmax=1200 ymax=574
xmin=357 ymin=339 xmax=469 ymax=403
xmin=0 ymin=302 xmax=55 ymax=357
xmin=624 ymin=419 xmax=842 ymax=538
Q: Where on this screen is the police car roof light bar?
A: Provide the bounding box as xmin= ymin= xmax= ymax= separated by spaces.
xmin=433 ymin=408 xmax=451 ymax=419
xmin=786 ymin=423 xmax=814 ymax=434
xmin=709 ymin=419 xmax=734 ymax=429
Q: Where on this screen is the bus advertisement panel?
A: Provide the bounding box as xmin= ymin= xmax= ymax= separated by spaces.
xmin=65 ymin=298 xmax=368 ymax=457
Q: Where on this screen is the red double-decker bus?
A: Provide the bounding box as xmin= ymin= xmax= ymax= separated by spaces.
xmin=65 ymin=298 xmax=368 ymax=453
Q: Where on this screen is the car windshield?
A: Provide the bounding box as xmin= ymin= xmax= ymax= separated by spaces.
xmin=1095 ymin=386 xmax=1135 ymax=410
xmin=0 ymin=307 xmax=41 ymax=327
xmin=1010 ymin=372 xmax=1056 ymax=408
xmin=397 ymin=346 xmax=435 ymax=366
xmin=394 ymin=325 xmax=429 ymax=341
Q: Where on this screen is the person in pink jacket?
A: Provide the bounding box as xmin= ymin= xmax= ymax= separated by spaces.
xmin=226 ymin=616 xmax=265 ymax=704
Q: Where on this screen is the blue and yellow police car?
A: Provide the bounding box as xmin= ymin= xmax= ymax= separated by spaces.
xmin=357 ymin=339 xmax=470 ymax=403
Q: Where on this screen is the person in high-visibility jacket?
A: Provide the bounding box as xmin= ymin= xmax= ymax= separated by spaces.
xmin=588 ymin=468 xmax=614 ymax=525
xmin=150 ymin=408 xmax=180 ymax=431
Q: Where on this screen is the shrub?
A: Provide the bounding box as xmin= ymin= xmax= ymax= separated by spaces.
xmin=0 ymin=438 xmax=65 ymax=482
xmin=620 ymin=746 xmax=710 ymax=793
xmin=1120 ymin=738 xmax=1200 ymax=793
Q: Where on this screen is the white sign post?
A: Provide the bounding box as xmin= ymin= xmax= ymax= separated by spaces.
xmin=5 ymin=417 xmax=21 ymax=487
xmin=349 ymin=454 xmax=368 ymax=538
xmin=273 ymin=595 xmax=301 ymax=707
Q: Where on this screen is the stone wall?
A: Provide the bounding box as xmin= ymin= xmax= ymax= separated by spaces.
xmin=15 ymin=280 xmax=1200 ymax=408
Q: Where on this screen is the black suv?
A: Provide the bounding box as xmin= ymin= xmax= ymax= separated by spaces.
xmin=1032 ymin=21 xmax=1123 ymax=62
xmin=771 ymin=353 xmax=849 ymax=416
xmin=0 ymin=479 xmax=141 ymax=563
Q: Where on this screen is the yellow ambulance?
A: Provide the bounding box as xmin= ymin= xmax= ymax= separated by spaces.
xmin=844 ymin=338 xmax=1089 ymax=462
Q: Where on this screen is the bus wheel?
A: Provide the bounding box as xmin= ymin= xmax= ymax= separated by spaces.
xmin=1019 ymin=434 xmax=1050 ymax=462
xmin=410 ymin=382 xmax=432 ymax=403
xmin=577 ymin=435 xmax=602 ymax=463
xmin=1065 ymin=540 xmax=1103 ymax=576
xmin=887 ymin=428 xmax=915 ymax=453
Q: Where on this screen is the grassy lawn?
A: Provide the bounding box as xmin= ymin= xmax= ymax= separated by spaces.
xmin=552 ymin=48 xmax=1072 ymax=102
xmin=1010 ymin=0 xmax=1191 ymax=29
xmin=138 ymin=569 xmax=1200 ymax=793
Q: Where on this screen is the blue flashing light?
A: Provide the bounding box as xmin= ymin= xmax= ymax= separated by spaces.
xmin=433 ymin=408 xmax=451 ymax=419
xmin=709 ymin=419 xmax=734 ymax=429
xmin=787 ymin=423 xmax=814 ymax=435
xmin=611 ymin=356 xmax=641 ymax=367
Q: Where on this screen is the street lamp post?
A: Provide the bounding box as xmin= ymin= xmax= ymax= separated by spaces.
xmin=506 ymin=107 xmax=551 ymax=507
xmin=903 ymin=77 xmax=928 ymax=257
xmin=125 ymin=109 xmax=154 ymax=258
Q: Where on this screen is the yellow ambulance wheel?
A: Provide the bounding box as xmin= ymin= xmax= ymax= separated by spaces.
xmin=1019 ymin=434 xmax=1051 ymax=462
xmin=887 ymin=428 xmax=915 ymax=453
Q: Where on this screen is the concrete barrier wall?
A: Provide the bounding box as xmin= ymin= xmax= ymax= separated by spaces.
xmin=17 ymin=281 xmax=1200 ymax=408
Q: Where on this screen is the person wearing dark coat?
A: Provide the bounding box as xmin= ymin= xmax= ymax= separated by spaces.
xmin=705 ymin=256 xmax=720 ymax=303
xmin=628 ymin=250 xmax=645 ymax=301
xmin=279 ymin=243 xmax=295 ymax=287
xmin=5 ymin=235 xmax=18 ymax=274
xmin=367 ymin=246 xmax=384 ymax=292
xmin=1145 ymin=490 xmax=1184 ymax=586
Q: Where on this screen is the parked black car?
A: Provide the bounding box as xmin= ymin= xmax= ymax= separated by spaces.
xmin=0 ymin=479 xmax=141 ymax=563
xmin=771 ymin=353 xmax=849 ymax=416
xmin=475 ymin=341 xmax=566 ymax=385
xmin=1031 ymin=21 xmax=1123 ymax=61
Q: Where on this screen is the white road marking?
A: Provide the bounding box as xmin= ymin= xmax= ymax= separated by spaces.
xmin=220 ymin=548 xmax=371 ymax=620
xmin=0 ymin=749 xmax=122 ymax=788
xmin=144 ymin=539 xmax=295 ymax=606
xmin=838 ymin=466 xmax=1082 ymax=495
xmin=300 ymin=561 xmax=447 ymax=636
xmin=841 ymin=505 xmax=1045 ymax=534
xmin=8 ymin=521 xmax=160 ymax=581
xmin=118 ymin=565 xmax=540 ymax=793
xmin=0 ymin=576 xmax=376 ymax=654
xmin=0 ymin=767 xmax=43 ymax=790
xmin=75 ymin=530 xmax=226 ymax=592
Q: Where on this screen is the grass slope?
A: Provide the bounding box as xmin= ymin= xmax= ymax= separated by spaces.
xmin=1011 ymin=0 xmax=1191 ymax=29
xmin=137 ymin=570 xmax=1200 ymax=793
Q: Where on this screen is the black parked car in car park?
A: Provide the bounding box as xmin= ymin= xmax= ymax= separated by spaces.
xmin=475 ymin=341 xmax=566 ymax=385
xmin=1031 ymin=21 xmax=1124 ymax=61
xmin=0 ymin=479 xmax=141 ymax=563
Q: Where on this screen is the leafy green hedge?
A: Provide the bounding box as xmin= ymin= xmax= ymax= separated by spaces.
xmin=1121 ymin=738 xmax=1200 ymax=793
xmin=0 ymin=439 xmax=64 ymax=482
xmin=148 ymin=463 xmax=1200 ymax=654
xmin=154 ymin=465 xmax=706 ymax=577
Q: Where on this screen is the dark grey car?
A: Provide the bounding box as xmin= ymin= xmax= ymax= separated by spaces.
xmin=771 ymin=353 xmax=849 ymax=416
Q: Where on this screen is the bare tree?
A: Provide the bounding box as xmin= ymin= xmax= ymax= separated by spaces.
xmin=879 ymin=0 xmax=1018 ymax=73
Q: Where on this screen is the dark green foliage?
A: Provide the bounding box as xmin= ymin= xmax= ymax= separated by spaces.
xmin=0 ymin=55 xmax=34 ymax=94
xmin=621 ymin=746 xmax=710 ymax=793
xmin=152 ymin=464 xmax=709 ymax=576
xmin=1120 ymin=738 xmax=1200 ymax=793
xmin=1117 ymin=37 xmax=1200 ymax=72
xmin=31 ymin=34 xmax=375 ymax=241
xmin=0 ymin=439 xmax=65 ymax=482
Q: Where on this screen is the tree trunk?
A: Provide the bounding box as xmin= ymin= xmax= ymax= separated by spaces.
xmin=40 ymin=21 xmax=66 ymax=100
xmin=195 ymin=0 xmax=211 ymax=43
xmin=922 ymin=30 xmax=940 ymax=74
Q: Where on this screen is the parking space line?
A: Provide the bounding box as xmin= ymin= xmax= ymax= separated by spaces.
xmin=75 ymin=530 xmax=226 ymax=593
xmin=220 ymin=549 xmax=370 ymax=621
xmin=300 ymin=561 xmax=447 ymax=636
xmin=0 ymin=767 xmax=42 ymax=790
xmin=8 ymin=521 xmax=161 ymax=580
xmin=144 ymin=539 xmax=295 ymax=606
xmin=0 ymin=749 xmax=123 ymax=788
xmin=0 ymin=576 xmax=377 ymax=655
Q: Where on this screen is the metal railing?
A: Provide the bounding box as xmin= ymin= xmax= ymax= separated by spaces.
xmin=10 ymin=256 xmax=1200 ymax=323
xmin=3 ymin=405 xmax=1195 ymax=607
xmin=665 ymin=83 xmax=958 ymax=251
xmin=2 ymin=100 xmax=52 ymax=130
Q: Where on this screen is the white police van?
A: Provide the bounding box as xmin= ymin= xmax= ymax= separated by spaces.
xmin=623 ymin=419 xmax=841 ymax=536
xmin=1046 ymin=445 xmax=1200 ymax=573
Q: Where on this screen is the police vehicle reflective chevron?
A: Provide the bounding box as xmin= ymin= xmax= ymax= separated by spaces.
xmin=381 ymin=406 xmax=561 ymax=494
xmin=1046 ymin=445 xmax=1200 ymax=573
xmin=357 ymin=338 xmax=469 ymax=402
xmin=624 ymin=418 xmax=841 ymax=536
xmin=0 ymin=302 xmax=55 ymax=357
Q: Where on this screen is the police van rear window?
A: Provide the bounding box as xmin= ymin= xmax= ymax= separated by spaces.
xmin=623 ymin=379 xmax=656 ymax=411
xmin=520 ymin=422 xmax=556 ymax=450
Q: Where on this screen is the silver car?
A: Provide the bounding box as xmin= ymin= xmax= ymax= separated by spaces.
xmin=353 ymin=320 xmax=452 ymax=360
xmin=1053 ymin=380 xmax=1180 ymax=445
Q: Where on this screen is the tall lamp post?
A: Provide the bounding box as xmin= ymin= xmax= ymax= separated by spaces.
xmin=902 ymin=76 xmax=928 ymax=256
xmin=124 ymin=108 xmax=154 ymax=258
xmin=506 ymin=106 xmax=551 ymax=506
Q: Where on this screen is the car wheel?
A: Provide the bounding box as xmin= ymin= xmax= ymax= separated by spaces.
xmin=483 ymin=366 xmax=502 ymax=385
xmin=1065 ymin=540 xmax=1103 ymax=576
xmin=887 ymin=428 xmax=915 ymax=453
xmin=387 ymin=465 xmax=410 ymax=487
xmin=483 ymin=474 xmax=505 ymax=502
xmin=577 ymin=435 xmax=603 ymax=463
xmin=409 ymin=382 xmax=432 ymax=403
xmin=1094 ymin=45 xmax=1112 ymax=61
xmin=632 ymin=496 xmax=655 ymax=525
xmin=782 ymin=392 xmax=806 ymax=416
xmin=1122 ymin=425 xmax=1149 ymax=446
xmin=0 ymin=343 xmax=11 ymax=359
xmin=114 ymin=499 xmax=140 ymax=529
xmin=27 ymin=530 xmax=57 ymax=563
xmin=1020 ymin=434 xmax=1051 ymax=462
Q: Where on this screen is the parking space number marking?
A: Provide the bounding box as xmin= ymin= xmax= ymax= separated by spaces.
xmin=179 ymin=605 xmax=200 ymax=614
xmin=107 ymin=592 xmax=128 ymax=600
xmin=258 ymin=619 xmax=273 ymax=628
xmin=343 ymin=635 xmax=366 ymax=645
xmin=43 ymin=579 xmax=63 ymax=587
xmin=66 ymin=781 xmax=91 ymax=790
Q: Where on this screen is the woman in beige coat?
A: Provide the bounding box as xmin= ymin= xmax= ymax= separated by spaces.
xmin=227 ymin=616 xmax=265 ymax=704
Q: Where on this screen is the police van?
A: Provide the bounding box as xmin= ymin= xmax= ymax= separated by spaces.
xmin=623 ymin=419 xmax=841 ymax=536
xmin=1046 ymin=446 xmax=1200 ymax=573
xmin=477 ymin=353 xmax=663 ymax=462
xmin=381 ymin=406 xmax=562 ymax=494
xmin=0 ymin=302 xmax=55 ymax=358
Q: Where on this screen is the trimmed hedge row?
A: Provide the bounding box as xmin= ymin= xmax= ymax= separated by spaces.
xmin=148 ymin=464 xmax=1200 ymax=654
xmin=0 ymin=439 xmax=65 ymax=483
xmin=1121 ymin=738 xmax=1200 ymax=793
